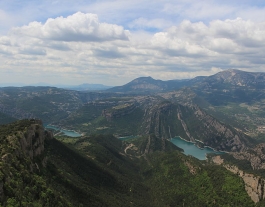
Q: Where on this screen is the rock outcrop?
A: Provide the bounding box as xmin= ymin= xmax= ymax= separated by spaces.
xmin=231 ymin=143 xmax=265 ymax=170
xmin=212 ymin=155 xmax=265 ymax=203
xmin=25 ymin=121 xmax=52 ymax=157
xmin=0 ymin=120 xmax=53 ymax=201
xmin=139 ymin=98 xmax=250 ymax=152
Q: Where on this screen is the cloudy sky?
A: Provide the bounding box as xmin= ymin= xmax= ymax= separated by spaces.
xmin=0 ymin=0 xmax=265 ymax=86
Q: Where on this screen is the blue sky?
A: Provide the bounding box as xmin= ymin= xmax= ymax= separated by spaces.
xmin=0 ymin=0 xmax=265 ymax=86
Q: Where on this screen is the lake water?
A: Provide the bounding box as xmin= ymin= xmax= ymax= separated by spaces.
xmin=119 ymin=135 xmax=139 ymax=141
xmin=171 ymin=137 xmax=224 ymax=160
xmin=44 ymin=124 xmax=82 ymax=137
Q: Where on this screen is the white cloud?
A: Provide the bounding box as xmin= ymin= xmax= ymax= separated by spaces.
xmin=0 ymin=9 xmax=265 ymax=85
xmin=0 ymin=36 xmax=11 ymax=46
xmin=11 ymin=12 xmax=130 ymax=42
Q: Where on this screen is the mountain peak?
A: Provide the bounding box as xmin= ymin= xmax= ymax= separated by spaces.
xmin=131 ymin=76 xmax=157 ymax=83
xmin=200 ymin=69 xmax=265 ymax=89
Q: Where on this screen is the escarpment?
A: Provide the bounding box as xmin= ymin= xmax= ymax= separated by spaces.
xmin=139 ymin=100 xmax=249 ymax=152
xmin=17 ymin=120 xmax=53 ymax=159
xmin=0 ymin=120 xmax=53 ymax=202
xmin=190 ymin=104 xmax=249 ymax=152
xmin=230 ymin=143 xmax=265 ymax=170
xmin=212 ymin=155 xmax=265 ymax=203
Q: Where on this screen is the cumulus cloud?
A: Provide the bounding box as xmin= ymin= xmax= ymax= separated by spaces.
xmin=1 ymin=10 xmax=265 ymax=85
xmin=149 ymin=18 xmax=265 ymax=58
xmin=0 ymin=36 xmax=11 ymax=45
xmin=11 ymin=12 xmax=130 ymax=42
xmin=0 ymin=46 xmax=12 ymax=55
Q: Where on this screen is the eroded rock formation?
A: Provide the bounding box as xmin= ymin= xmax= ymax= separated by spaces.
xmin=212 ymin=155 xmax=265 ymax=203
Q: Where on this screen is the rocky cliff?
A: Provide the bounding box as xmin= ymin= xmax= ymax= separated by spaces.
xmin=230 ymin=143 xmax=265 ymax=170
xmin=139 ymin=98 xmax=251 ymax=152
xmin=212 ymin=155 xmax=265 ymax=203
xmin=0 ymin=120 xmax=53 ymax=201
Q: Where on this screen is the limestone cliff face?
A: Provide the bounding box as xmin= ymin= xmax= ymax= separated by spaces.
xmin=231 ymin=143 xmax=265 ymax=170
xmin=140 ymin=99 xmax=249 ymax=152
xmin=190 ymin=104 xmax=248 ymax=152
xmin=212 ymin=156 xmax=265 ymax=203
xmin=16 ymin=120 xmax=51 ymax=158
xmin=0 ymin=120 xmax=53 ymax=201
xmin=1 ymin=121 xmax=53 ymax=161
xmin=141 ymin=101 xmax=174 ymax=139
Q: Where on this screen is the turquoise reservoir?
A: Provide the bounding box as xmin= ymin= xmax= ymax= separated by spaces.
xmin=45 ymin=124 xmax=82 ymax=137
xmin=170 ymin=137 xmax=224 ymax=160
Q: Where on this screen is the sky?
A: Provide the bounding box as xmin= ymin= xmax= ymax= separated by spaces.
xmin=0 ymin=0 xmax=265 ymax=86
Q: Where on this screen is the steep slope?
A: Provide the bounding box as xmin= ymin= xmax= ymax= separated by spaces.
xmin=0 ymin=119 xmax=70 ymax=206
xmin=191 ymin=69 xmax=265 ymax=138
xmin=0 ymin=120 xmax=257 ymax=206
xmin=56 ymin=134 xmax=255 ymax=207
xmin=211 ymin=154 xmax=265 ymax=203
xmin=61 ymin=95 xmax=254 ymax=152
xmin=140 ymin=100 xmax=253 ymax=152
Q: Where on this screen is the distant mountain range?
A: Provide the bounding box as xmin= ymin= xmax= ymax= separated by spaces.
xmin=0 ymin=83 xmax=112 ymax=91
xmin=107 ymin=69 xmax=265 ymax=93
xmin=1 ymin=69 xmax=265 ymax=93
xmin=106 ymin=76 xmax=199 ymax=93
xmin=63 ymin=83 xmax=112 ymax=91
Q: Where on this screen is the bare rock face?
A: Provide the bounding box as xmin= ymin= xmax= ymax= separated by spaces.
xmin=231 ymin=143 xmax=265 ymax=170
xmin=15 ymin=120 xmax=53 ymax=160
xmin=0 ymin=120 xmax=53 ymax=202
xmin=227 ymin=165 xmax=265 ymax=203
xmin=2 ymin=120 xmax=53 ymax=166
xmin=191 ymin=104 xmax=248 ymax=152
xmin=212 ymin=155 xmax=265 ymax=203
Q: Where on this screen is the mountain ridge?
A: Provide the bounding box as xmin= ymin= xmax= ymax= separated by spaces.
xmin=107 ymin=69 xmax=265 ymax=94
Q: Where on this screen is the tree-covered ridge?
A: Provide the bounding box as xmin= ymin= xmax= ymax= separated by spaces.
xmin=0 ymin=120 xmax=70 ymax=206
xmin=54 ymin=134 xmax=255 ymax=206
xmin=142 ymin=152 xmax=254 ymax=207
xmin=0 ymin=120 xmax=259 ymax=206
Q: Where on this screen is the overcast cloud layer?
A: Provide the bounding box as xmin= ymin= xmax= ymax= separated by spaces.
xmin=0 ymin=0 xmax=265 ymax=86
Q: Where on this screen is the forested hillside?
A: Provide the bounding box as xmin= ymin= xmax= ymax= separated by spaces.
xmin=0 ymin=120 xmax=257 ymax=206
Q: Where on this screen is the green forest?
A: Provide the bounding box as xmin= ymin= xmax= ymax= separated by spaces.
xmin=0 ymin=120 xmax=257 ymax=206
